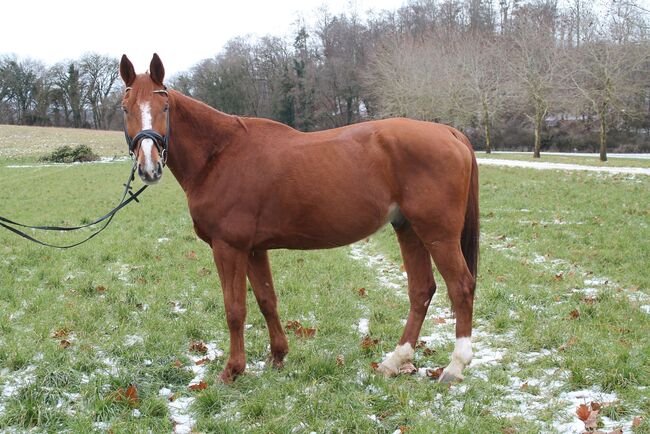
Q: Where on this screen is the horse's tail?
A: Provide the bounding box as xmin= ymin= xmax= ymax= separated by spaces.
xmin=452 ymin=129 xmax=480 ymax=280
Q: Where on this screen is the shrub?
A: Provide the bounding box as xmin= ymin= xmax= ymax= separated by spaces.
xmin=40 ymin=145 xmax=99 ymax=163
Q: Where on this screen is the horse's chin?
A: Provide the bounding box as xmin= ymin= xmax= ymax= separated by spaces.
xmin=140 ymin=174 xmax=162 ymax=186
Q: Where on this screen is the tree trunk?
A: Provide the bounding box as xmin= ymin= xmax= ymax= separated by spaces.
xmin=482 ymin=100 xmax=492 ymax=154
xmin=533 ymin=111 xmax=542 ymax=158
xmin=599 ymin=110 xmax=608 ymax=162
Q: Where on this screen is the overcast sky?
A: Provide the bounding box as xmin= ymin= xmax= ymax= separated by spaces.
xmin=0 ymin=0 xmax=405 ymax=77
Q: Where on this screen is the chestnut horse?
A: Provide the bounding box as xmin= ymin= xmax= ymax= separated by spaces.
xmin=120 ymin=54 xmax=479 ymax=383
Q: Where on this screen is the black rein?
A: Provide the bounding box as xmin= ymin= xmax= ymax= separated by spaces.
xmin=0 ymin=88 xmax=174 ymax=248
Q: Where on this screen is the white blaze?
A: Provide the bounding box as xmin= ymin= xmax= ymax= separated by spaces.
xmin=139 ymin=102 xmax=156 ymax=174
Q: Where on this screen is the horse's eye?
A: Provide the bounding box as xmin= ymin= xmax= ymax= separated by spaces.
xmin=121 ymin=106 xmax=128 ymax=114
xmin=163 ymin=105 xmax=168 ymax=112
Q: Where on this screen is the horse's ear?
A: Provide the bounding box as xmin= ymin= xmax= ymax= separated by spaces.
xmin=120 ymin=54 xmax=136 ymax=86
xmin=150 ymin=53 xmax=165 ymax=86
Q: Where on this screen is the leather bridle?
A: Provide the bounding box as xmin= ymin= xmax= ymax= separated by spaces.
xmin=123 ymin=88 xmax=170 ymax=166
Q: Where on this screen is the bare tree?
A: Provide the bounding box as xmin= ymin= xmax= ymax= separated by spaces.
xmin=456 ymin=36 xmax=509 ymax=152
xmin=80 ymin=53 xmax=120 ymax=129
xmin=508 ymin=6 xmax=562 ymax=158
xmin=569 ymin=35 xmax=650 ymax=160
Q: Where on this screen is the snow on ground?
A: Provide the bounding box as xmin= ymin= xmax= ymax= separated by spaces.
xmin=5 ymin=157 xmax=130 ymax=169
xmin=477 ymin=158 xmax=650 ymax=176
xmin=0 ymin=364 xmax=37 ymax=415
xmin=480 ymin=151 xmax=650 ymax=160
xmin=164 ymin=342 xmax=224 ymax=434
xmin=349 ymin=238 xmax=645 ymax=433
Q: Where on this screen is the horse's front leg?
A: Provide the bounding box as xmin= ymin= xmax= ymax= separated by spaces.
xmin=212 ymin=240 xmax=249 ymax=383
xmin=247 ymin=250 xmax=289 ymax=368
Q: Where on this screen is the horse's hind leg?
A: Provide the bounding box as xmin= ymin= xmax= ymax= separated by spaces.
xmin=377 ymin=222 xmax=436 ymax=377
xmin=425 ymin=239 xmax=475 ymax=383
xmin=247 ymin=250 xmax=289 ymax=368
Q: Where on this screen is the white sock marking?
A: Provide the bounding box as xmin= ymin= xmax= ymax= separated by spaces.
xmin=379 ymin=343 xmax=414 ymax=375
xmin=441 ymin=337 xmax=472 ymax=381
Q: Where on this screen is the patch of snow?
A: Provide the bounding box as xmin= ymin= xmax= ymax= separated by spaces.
xmin=169 ymin=396 xmax=196 ymax=434
xmin=123 ymin=334 xmax=144 ymax=347
xmin=349 ymin=243 xmax=406 ymax=293
xmin=171 ymin=302 xmax=187 ymax=314
xmin=477 ymin=158 xmax=650 ymax=176
xmin=640 ymin=305 xmax=650 ymax=314
xmin=0 ymin=364 xmax=37 ymax=414
xmin=553 ymin=389 xmax=622 ymax=434
xmin=358 ymin=318 xmax=369 ymax=335
xmin=584 ymin=277 xmax=609 ymax=286
xmin=157 ymin=237 xmax=170 ymax=243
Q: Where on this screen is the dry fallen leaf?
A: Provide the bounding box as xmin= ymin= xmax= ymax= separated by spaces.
xmin=569 ymin=309 xmax=580 ymax=319
xmin=582 ymin=296 xmax=598 ymax=304
xmin=96 ymin=285 xmax=107 ymax=293
xmin=51 ymin=328 xmax=70 ymax=339
xmin=186 ymin=251 xmax=197 ymax=260
xmin=520 ymin=381 xmax=529 ymax=391
xmin=415 ymin=340 xmax=426 ymax=349
xmin=59 ymin=339 xmax=71 ymax=349
xmin=399 ymin=362 xmax=417 ymax=375
xmin=361 ymin=335 xmax=379 ymax=349
xmin=370 ymin=361 xmax=380 ymax=371
xmin=125 ymin=384 xmax=138 ymax=404
xmin=285 ymin=320 xmax=302 ymax=331
xmin=358 ymin=287 xmax=367 ymax=297
xmin=426 ymin=367 xmax=444 ymax=379
xmin=576 ymin=403 xmax=591 ymax=421
xmin=559 ymin=336 xmax=577 ymax=351
xmin=632 ymin=416 xmax=642 ymax=427
xmin=195 ymin=357 xmax=210 ymax=366
xmin=173 ymin=359 xmax=184 ymax=368
xmin=114 ymin=384 xmax=139 ymax=406
xmin=295 ymin=327 xmax=316 ymax=338
xmin=189 ymin=341 xmax=208 ymax=354
xmin=554 ymin=272 xmax=564 ymax=281
xmin=433 ymin=317 xmax=446 ymax=324
xmin=188 ymin=381 xmax=208 ymax=391
xmin=198 ymin=267 xmax=212 ymax=276
xmin=336 ymin=355 xmax=345 ymax=366
xmin=423 ymin=347 xmax=435 ymax=356
xmin=399 ymin=426 xmax=410 ymax=433
xmin=576 ymin=403 xmax=599 ymax=430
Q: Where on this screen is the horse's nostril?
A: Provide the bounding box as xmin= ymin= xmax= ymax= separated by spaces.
xmin=137 ymin=165 xmax=144 ymax=178
xmin=156 ymin=162 xmax=163 ymax=176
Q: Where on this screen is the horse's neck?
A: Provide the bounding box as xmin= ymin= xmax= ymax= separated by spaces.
xmin=166 ymin=91 xmax=240 ymax=190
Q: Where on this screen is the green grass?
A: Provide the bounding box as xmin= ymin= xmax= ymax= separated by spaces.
xmin=0 ymin=126 xmax=649 ymax=433
xmin=477 ymin=151 xmax=650 ymax=168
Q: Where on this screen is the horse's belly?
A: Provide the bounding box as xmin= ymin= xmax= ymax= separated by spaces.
xmin=255 ymin=200 xmax=395 ymax=250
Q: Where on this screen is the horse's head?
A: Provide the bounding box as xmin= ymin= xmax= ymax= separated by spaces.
xmin=120 ymin=53 xmax=169 ymax=185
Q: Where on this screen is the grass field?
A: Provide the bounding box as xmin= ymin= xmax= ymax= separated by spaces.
xmin=0 ymin=126 xmax=649 ymax=433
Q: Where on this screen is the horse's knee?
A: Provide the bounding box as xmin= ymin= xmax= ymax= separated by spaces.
xmin=225 ymin=306 xmax=246 ymax=330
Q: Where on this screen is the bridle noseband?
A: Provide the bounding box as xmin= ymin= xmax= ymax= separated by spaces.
xmin=123 ymin=88 xmax=170 ymax=166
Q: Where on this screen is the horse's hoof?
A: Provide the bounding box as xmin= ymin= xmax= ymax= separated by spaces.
xmin=267 ymin=354 xmax=285 ymax=370
xmin=218 ymin=366 xmax=244 ymax=383
xmin=375 ymin=362 xmax=398 ymax=378
xmin=437 ymin=369 xmax=463 ymax=384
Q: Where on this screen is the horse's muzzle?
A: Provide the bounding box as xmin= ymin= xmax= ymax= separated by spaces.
xmin=138 ymin=160 xmax=163 ymax=185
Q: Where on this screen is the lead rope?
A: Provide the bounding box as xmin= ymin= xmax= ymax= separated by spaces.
xmin=0 ymin=161 xmax=148 ymax=249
